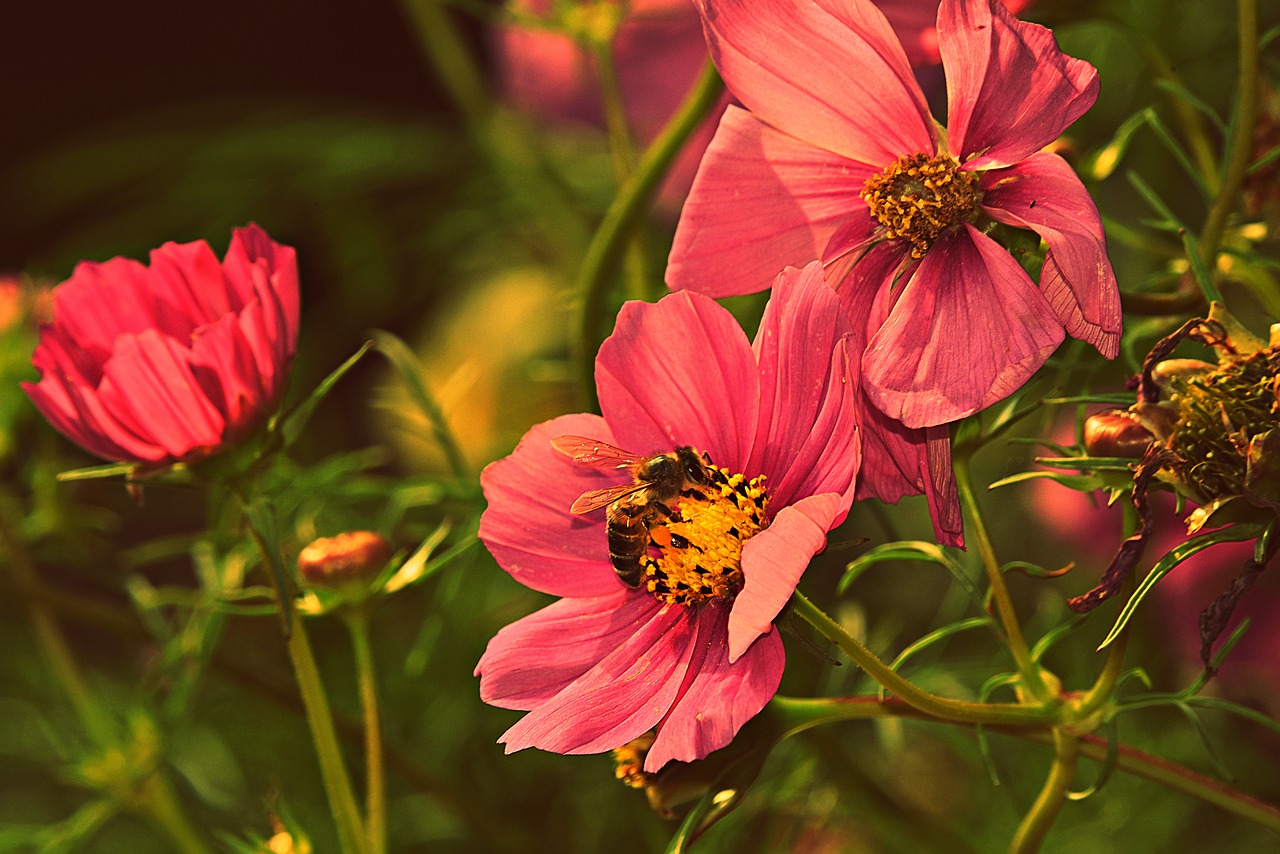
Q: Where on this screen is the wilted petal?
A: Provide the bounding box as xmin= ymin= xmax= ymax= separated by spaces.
xmin=477 ymin=590 xmax=657 ymax=710
xmin=694 ymin=0 xmax=933 ymax=164
xmin=646 ymin=600 xmax=784 ymax=770
xmin=597 ymin=292 xmax=759 ymax=472
xmin=981 ymin=152 xmax=1121 ymax=357
xmin=749 ymin=263 xmax=860 ymax=508
xmin=863 ymin=225 xmax=1064 ymax=428
xmin=668 ymin=107 xmax=875 ymax=297
xmin=479 ymin=413 xmax=624 ymax=598
xmin=731 ymin=493 xmax=844 ymax=661
xmin=941 ymin=0 xmax=1098 ymax=170
xmin=498 ymin=602 xmax=696 ymax=756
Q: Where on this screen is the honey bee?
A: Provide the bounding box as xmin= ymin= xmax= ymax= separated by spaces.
xmin=551 ymin=435 xmax=710 ymax=586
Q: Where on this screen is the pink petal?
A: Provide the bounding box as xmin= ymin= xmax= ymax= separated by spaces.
xmin=863 ymin=224 xmax=1064 ymax=428
xmin=749 ymin=263 xmax=860 ymax=510
xmin=223 ymin=224 xmax=301 ymax=347
xmin=667 ymin=106 xmax=876 ymax=297
xmin=95 ymin=330 xmax=226 ymax=459
xmin=730 ymin=492 xmax=845 ymax=661
xmin=23 ymin=373 xmax=155 ymax=462
xmin=479 ymin=413 xmax=626 ymax=598
xmin=149 ymin=239 xmax=233 ymax=330
xmin=597 ymin=292 xmax=759 ymax=473
xmin=981 ymin=152 xmax=1121 ymax=357
xmin=476 ymin=590 xmax=657 ymax=710
xmin=940 ymin=0 xmax=1099 ymax=170
xmin=49 ymin=257 xmax=166 ymax=377
xmin=497 ymin=601 xmax=697 ymax=756
xmin=924 ymin=425 xmax=964 ymax=547
xmin=188 ymin=312 xmax=270 ymax=434
xmin=694 ymin=0 xmax=933 ymax=164
xmin=831 ymin=240 xmax=964 ymax=546
xmin=646 ymin=599 xmax=784 ymax=770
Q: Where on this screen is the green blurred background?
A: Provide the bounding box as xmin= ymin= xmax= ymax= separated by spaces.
xmin=2 ymin=0 xmax=1280 ymax=851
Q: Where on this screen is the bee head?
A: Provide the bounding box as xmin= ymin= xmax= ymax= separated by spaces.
xmin=675 ymin=447 xmax=708 ymax=484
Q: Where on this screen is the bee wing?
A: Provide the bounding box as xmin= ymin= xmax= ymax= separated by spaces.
xmin=569 ymin=482 xmax=647 ymax=514
xmin=551 ymin=435 xmax=643 ymax=469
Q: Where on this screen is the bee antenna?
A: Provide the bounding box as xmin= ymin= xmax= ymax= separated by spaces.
xmin=778 ymin=605 xmax=842 ymax=666
xmin=823 ymin=537 xmax=871 ymax=553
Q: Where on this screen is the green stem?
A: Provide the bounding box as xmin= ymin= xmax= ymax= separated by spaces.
xmin=1198 ymin=0 xmax=1259 ymax=278
xmin=345 ymin=608 xmax=386 ymax=854
xmin=240 ymin=510 xmax=370 ymax=854
xmin=790 ymin=592 xmax=1056 ymax=726
xmin=396 ymin=0 xmax=489 ymax=124
xmin=772 ymin=697 xmax=1280 ymax=835
xmin=574 ymin=58 xmax=723 ymax=406
xmin=953 ymin=459 xmax=1053 ymax=703
xmin=1009 ymin=730 xmax=1080 ymax=854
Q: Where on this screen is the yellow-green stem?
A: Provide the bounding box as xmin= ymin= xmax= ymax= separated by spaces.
xmin=1009 ymin=730 xmax=1080 ymax=854
xmin=1199 ymin=0 xmax=1259 ymax=270
xmin=575 ymin=59 xmax=723 ymax=406
xmin=345 ymin=608 xmax=386 ymax=854
xmin=239 ymin=508 xmax=370 ymax=854
xmin=790 ymin=591 xmax=1056 ymax=726
xmin=953 ymin=460 xmax=1053 ymax=703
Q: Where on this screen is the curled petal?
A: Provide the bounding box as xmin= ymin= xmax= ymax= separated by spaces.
xmin=498 ymin=602 xmax=696 ymax=756
xmin=668 ymin=107 xmax=875 ymax=297
xmin=479 ymin=413 xmax=623 ymax=598
xmin=646 ymin=600 xmax=784 ymax=771
xmin=863 ymin=225 xmax=1064 ymax=428
xmin=597 ymin=292 xmax=759 ymax=472
xmin=694 ymin=0 xmax=933 ymax=164
xmin=477 ymin=590 xmax=656 ymax=710
xmin=941 ymin=0 xmax=1099 ymax=170
xmin=731 ymin=493 xmax=844 ymax=661
xmin=981 ymin=152 xmax=1121 ymax=357
xmin=750 ymin=262 xmax=860 ymax=509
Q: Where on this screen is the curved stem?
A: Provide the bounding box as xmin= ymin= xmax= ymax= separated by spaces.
xmin=790 ymin=591 xmax=1056 ymax=726
xmin=1009 ymin=730 xmax=1080 ymax=854
xmin=1198 ymin=0 xmax=1259 ymax=271
xmin=137 ymin=771 xmax=213 ymax=854
xmin=574 ymin=58 xmax=723 ymax=406
xmin=953 ymin=459 xmax=1053 ymax=703
xmin=773 ymin=697 xmax=1280 ymax=835
xmin=345 ymin=608 xmax=386 ymax=854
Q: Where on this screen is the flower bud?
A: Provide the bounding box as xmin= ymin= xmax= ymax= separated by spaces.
xmin=1083 ymin=410 xmax=1156 ymax=458
xmin=297 ymin=532 xmax=391 ymax=594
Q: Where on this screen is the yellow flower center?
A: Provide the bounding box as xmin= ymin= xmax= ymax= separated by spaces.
xmin=861 ymin=152 xmax=983 ymax=258
xmin=641 ymin=459 xmax=769 ymax=606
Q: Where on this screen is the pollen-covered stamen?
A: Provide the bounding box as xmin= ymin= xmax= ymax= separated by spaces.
xmin=641 ymin=458 xmax=769 ymax=607
xmin=862 ymin=152 xmax=983 ymax=258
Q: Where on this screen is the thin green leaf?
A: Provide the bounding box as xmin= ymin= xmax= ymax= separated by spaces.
xmin=887 ymin=617 xmax=993 ymax=674
xmin=1088 ymin=109 xmax=1148 ymax=180
xmin=240 ymin=498 xmax=293 ymax=633
xmin=1098 ymin=527 xmax=1260 ymax=650
xmin=1068 ymin=717 xmax=1120 ymax=800
xmin=1030 ymin=615 xmax=1088 ymax=661
xmin=1175 ymin=701 xmax=1234 ymax=781
xmin=1247 ymin=141 xmax=1280 ymax=174
xmin=1140 ymin=107 xmax=1212 ymax=198
xmin=384 ymin=527 xmax=480 ymax=593
xmin=372 ymin=329 xmax=471 ymax=479
xmin=840 ymin=541 xmax=985 ymax=614
xmin=1152 ymin=80 xmax=1228 ymax=134
xmin=1185 ymin=697 xmax=1280 ymax=739
xmin=1179 ymin=229 xmax=1223 ymax=304
xmin=1042 ymin=393 xmax=1137 ymax=406
xmin=55 ymin=462 xmax=135 ymax=481
xmin=1126 ymin=170 xmax=1187 ymax=232
xmin=279 ymin=340 xmax=373 ymax=449
xmin=988 ymin=470 xmax=1110 ymax=492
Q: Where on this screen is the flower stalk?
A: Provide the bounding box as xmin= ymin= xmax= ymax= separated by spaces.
xmin=789 ymin=591 xmax=1056 ymax=726
xmin=1010 ymin=729 xmax=1081 ymax=854
xmin=345 ymin=607 xmax=387 ymax=854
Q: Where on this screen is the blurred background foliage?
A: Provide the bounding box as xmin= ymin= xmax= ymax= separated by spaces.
xmin=2 ymin=0 xmax=1280 ymax=851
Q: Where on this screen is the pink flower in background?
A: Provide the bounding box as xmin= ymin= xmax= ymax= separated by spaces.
xmin=477 ymin=262 xmax=860 ymax=771
xmin=24 ymin=224 xmax=300 ymax=465
xmin=670 ymin=0 xmax=1120 ymax=430
xmin=884 ymin=0 xmax=1034 ymax=66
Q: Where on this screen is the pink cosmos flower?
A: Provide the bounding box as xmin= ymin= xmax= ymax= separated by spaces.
xmin=476 ymin=262 xmax=861 ymax=771
xmin=667 ymin=0 xmax=1120 ymax=542
xmin=23 ymin=224 xmax=300 ymax=465
xmin=883 ymin=0 xmax=1034 ymax=66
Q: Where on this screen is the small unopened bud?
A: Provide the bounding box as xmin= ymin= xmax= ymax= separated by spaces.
xmin=297 ymin=532 xmax=391 ymax=593
xmin=1083 ymin=410 xmax=1157 ymax=458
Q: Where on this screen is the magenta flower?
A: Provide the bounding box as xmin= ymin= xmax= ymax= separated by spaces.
xmin=669 ymin=0 xmax=1120 ymax=430
xmin=23 ymin=224 xmax=300 ymax=465
xmin=476 ymin=262 xmax=860 ymax=771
